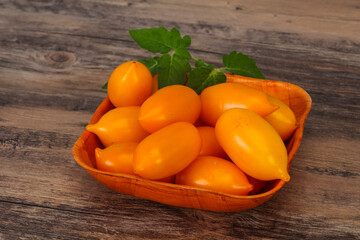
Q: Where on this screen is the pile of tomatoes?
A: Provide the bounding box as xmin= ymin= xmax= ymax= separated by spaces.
xmin=86 ymin=61 xmax=298 ymax=196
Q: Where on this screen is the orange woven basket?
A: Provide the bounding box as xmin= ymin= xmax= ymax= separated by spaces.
xmin=72 ymin=74 xmax=312 ymax=212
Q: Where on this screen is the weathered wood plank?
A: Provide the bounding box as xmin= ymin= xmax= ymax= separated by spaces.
xmin=1 ymin=127 xmax=359 ymax=238
xmin=0 ymin=28 xmax=359 ymax=126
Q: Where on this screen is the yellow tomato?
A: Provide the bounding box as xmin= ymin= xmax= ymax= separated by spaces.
xmin=200 ymin=82 xmax=278 ymax=126
xmin=95 ymin=143 xmax=138 ymax=174
xmin=133 ymin=122 xmax=202 ymax=180
xmin=107 ymin=61 xmax=153 ymax=107
xmin=197 ymin=126 xmax=228 ymax=159
xmin=138 ymin=85 xmax=201 ymax=133
xmin=215 ymin=108 xmax=290 ymax=181
xmin=264 ymin=95 xmax=298 ymax=141
xmin=175 ymin=156 xmax=253 ymax=196
xmin=86 ymin=106 xmax=149 ymax=147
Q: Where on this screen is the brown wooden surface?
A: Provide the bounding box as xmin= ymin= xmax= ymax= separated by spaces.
xmin=0 ymin=0 xmax=359 ymax=239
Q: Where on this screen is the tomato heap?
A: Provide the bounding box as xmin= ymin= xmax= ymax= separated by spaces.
xmin=86 ymin=61 xmax=298 ymax=196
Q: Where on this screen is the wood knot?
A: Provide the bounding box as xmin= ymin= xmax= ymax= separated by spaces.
xmin=45 ymin=51 xmax=75 ymax=68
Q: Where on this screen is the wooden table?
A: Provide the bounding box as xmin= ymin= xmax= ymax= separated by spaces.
xmin=1 ymin=0 xmax=359 ymax=239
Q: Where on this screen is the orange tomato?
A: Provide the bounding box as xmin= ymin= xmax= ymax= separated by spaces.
xmin=215 ymin=108 xmax=290 ymax=181
xmin=152 ymin=73 xmax=158 ymax=93
xmin=197 ymin=126 xmax=228 ymax=159
xmin=86 ymin=106 xmax=148 ymax=147
xmin=133 ymin=122 xmax=201 ymax=180
xmin=95 ymin=143 xmax=175 ymax=183
xmin=138 ymin=85 xmax=201 ymax=133
xmin=95 ymin=143 xmax=138 ymax=174
xmin=200 ymin=82 xmax=278 ymax=126
xmin=264 ymin=95 xmax=298 ymax=141
xmin=175 ymin=156 xmax=253 ymax=196
xmin=107 ymin=61 xmax=153 ymax=107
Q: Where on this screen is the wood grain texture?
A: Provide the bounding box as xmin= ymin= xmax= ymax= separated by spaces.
xmin=1 ymin=0 xmax=359 ymax=239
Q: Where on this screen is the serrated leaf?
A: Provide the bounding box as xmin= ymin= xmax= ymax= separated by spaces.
xmin=187 ymin=67 xmax=226 ymax=94
xmin=205 ymin=64 xmax=215 ymax=70
xmin=223 ymin=51 xmax=265 ymax=79
xmin=174 ymin=48 xmax=191 ymax=59
xmin=138 ymin=57 xmax=159 ymax=75
xmin=157 ymin=53 xmax=191 ymax=89
xmin=129 ymin=27 xmax=172 ymax=54
xmin=195 ymin=59 xmax=206 ymax=67
xmin=168 ymin=28 xmax=192 ymax=49
xmin=169 ymin=28 xmax=182 ymax=48
xmin=101 ymin=82 xmax=108 ymax=90
xmin=182 ymin=35 xmax=191 ymax=48
xmin=129 ymin=27 xmax=192 ymax=54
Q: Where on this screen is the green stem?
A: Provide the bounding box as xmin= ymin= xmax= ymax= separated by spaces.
xmin=190 ymin=57 xmax=208 ymax=67
xmin=190 ymin=56 xmax=200 ymax=62
xmin=216 ymin=67 xmax=227 ymax=72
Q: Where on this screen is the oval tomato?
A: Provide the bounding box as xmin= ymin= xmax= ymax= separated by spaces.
xmin=138 ymin=85 xmax=201 ymax=133
xmin=264 ymin=95 xmax=298 ymax=141
xmin=175 ymin=156 xmax=253 ymax=196
xmin=133 ymin=122 xmax=201 ymax=180
xmin=197 ymin=126 xmax=227 ymax=159
xmin=215 ymin=108 xmax=290 ymax=181
xmin=107 ymin=61 xmax=153 ymax=107
xmin=200 ymin=82 xmax=278 ymax=126
xmin=95 ymin=143 xmax=138 ymax=174
xmin=95 ymin=143 xmax=175 ymax=183
xmin=86 ymin=106 xmax=149 ymax=147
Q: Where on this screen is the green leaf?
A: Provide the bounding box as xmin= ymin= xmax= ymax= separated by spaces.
xmin=157 ymin=52 xmax=191 ymax=89
xmin=138 ymin=57 xmax=159 ymax=75
xmin=129 ymin=27 xmax=192 ymax=54
xmin=174 ymin=48 xmax=191 ymax=59
xmin=187 ymin=67 xmax=226 ymax=94
xmin=101 ymin=82 xmax=108 ymax=90
xmin=181 ymin=35 xmax=191 ymax=48
xmin=223 ymin=51 xmax=265 ymax=79
xmin=129 ymin=27 xmax=172 ymax=54
xmin=168 ymin=28 xmax=191 ymax=49
xmin=195 ymin=59 xmax=206 ymax=67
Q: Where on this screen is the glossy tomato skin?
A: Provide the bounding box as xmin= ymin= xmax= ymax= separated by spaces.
xmin=264 ymin=95 xmax=298 ymax=141
xmin=138 ymin=85 xmax=201 ymax=133
xmin=95 ymin=143 xmax=138 ymax=174
xmin=86 ymin=106 xmax=149 ymax=147
xmin=200 ymin=82 xmax=278 ymax=126
xmin=133 ymin=122 xmax=202 ymax=180
xmin=215 ymin=108 xmax=290 ymax=182
xmin=107 ymin=61 xmax=153 ymax=107
xmin=197 ymin=126 xmax=228 ymax=159
xmin=175 ymin=156 xmax=253 ymax=196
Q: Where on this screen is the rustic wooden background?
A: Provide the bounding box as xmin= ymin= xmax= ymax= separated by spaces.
xmin=1 ymin=0 xmax=359 ymax=239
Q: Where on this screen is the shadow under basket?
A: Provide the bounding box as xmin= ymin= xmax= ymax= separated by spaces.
xmin=72 ymin=74 xmax=312 ymax=212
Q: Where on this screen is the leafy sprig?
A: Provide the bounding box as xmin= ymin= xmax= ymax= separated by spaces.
xmin=103 ymin=26 xmax=265 ymax=93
